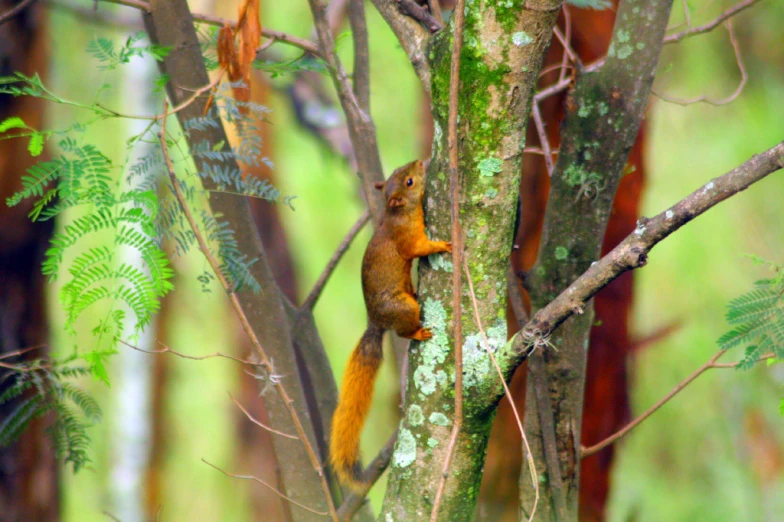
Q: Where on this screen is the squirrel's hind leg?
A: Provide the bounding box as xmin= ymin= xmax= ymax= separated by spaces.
xmin=374 ymin=293 xmax=430 ymax=340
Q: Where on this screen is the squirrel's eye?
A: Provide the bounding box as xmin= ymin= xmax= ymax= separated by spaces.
xmin=406 ymin=177 xmax=414 ymax=187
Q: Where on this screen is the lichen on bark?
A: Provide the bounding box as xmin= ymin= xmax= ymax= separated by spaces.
xmin=380 ymin=2 xmax=561 ymax=519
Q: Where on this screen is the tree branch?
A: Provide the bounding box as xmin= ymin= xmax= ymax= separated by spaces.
xmin=0 ymin=0 xmax=35 ymax=27
xmin=142 ymin=2 xmax=341 ymax=516
xmin=521 ymin=2 xmax=676 ymax=516
xmin=96 ymin=0 xmax=322 ymax=57
xmin=368 ymin=0 xmax=433 ymax=94
xmin=302 ymin=210 xmax=370 ymax=311
xmin=581 ymin=350 xmax=776 ymax=458
xmin=517 ymin=140 xmax=784 ymax=363
xmin=348 ymin=0 xmax=371 ymax=113
xmin=396 ymin=0 xmax=443 ymax=32
xmin=159 ymin=112 xmax=338 ymax=520
xmin=664 ymin=0 xmax=761 ymax=44
xmin=307 ymin=0 xmax=386 ymax=222
xmin=202 ymin=459 xmax=329 ymax=518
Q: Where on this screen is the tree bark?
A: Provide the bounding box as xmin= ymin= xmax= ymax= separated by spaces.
xmin=380 ymin=2 xmax=562 ymax=519
xmin=521 ymin=1 xmax=674 ymax=519
xmin=0 ymin=2 xmax=59 ymax=520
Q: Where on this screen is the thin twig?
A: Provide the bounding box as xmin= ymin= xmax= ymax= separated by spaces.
xmin=336 ymin=430 xmax=398 ymax=521
xmin=229 ymin=393 xmax=298 ymax=440
xmin=119 ymin=339 xmax=251 ymax=365
xmin=0 ymin=345 xmax=46 ymax=361
xmin=531 ymin=102 xmax=555 ymax=177
xmin=202 ymin=459 xmax=330 ymax=518
xmin=466 ymin=260 xmax=538 ymax=521
xmin=582 ymin=351 xmax=775 ymax=457
xmin=302 ymin=210 xmax=370 ymax=311
xmin=0 ymin=0 xmax=35 ymax=26
xmin=558 ymin=5 xmax=573 ymax=84
xmin=664 ymin=0 xmax=760 ymax=44
xmin=159 ymin=104 xmax=339 ymax=521
xmin=681 ymin=0 xmax=692 ymax=28
xmin=655 ymin=22 xmax=747 ymax=106
xmin=429 ymin=0 xmax=466 ymax=517
xmin=97 ymin=0 xmax=322 ymax=57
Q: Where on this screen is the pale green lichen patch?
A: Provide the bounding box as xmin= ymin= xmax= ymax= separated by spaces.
xmin=462 ymin=321 xmax=508 ymax=388
xmin=511 ymin=31 xmax=534 ymax=47
xmin=477 ymin=157 xmax=503 ymax=177
xmin=414 ymin=365 xmax=438 ymax=395
xmin=394 ymin=428 xmax=417 ymax=468
xmin=555 ymin=246 xmax=569 ymax=260
xmin=427 ymin=437 xmax=439 ymax=448
xmin=429 ymin=412 xmax=450 ymax=426
xmin=578 ymin=101 xmax=592 ymax=118
xmin=421 ymin=299 xmax=450 ymax=365
xmin=429 ymin=253 xmax=454 ymax=272
xmin=484 ymin=187 xmax=499 ymax=199
xmin=597 ymin=102 xmax=609 ymax=116
xmin=409 ymin=404 xmax=424 ymax=427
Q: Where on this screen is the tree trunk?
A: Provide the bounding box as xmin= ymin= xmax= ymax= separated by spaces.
xmin=380 ymin=2 xmax=561 ymax=519
xmin=0 ymin=2 xmax=59 ymax=520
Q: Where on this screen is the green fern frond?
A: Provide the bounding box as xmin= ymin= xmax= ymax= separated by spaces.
xmin=720 ymin=276 xmax=784 ymax=370
xmin=0 ymin=395 xmax=45 ymax=447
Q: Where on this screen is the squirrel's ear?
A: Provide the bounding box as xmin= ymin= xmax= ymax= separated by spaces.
xmin=422 ymin=158 xmax=431 ymax=171
xmin=387 ymin=197 xmax=403 ymax=208
xmin=374 ymin=182 xmax=385 ymax=190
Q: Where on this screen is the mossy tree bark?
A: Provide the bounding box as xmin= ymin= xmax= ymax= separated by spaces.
xmin=520 ymin=1 xmax=674 ymax=520
xmin=380 ymin=2 xmax=561 ymax=519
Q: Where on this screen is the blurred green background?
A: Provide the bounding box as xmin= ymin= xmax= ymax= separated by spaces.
xmin=37 ymin=1 xmax=784 ymax=520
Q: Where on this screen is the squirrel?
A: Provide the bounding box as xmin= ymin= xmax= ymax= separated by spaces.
xmin=329 ymin=159 xmax=452 ymax=490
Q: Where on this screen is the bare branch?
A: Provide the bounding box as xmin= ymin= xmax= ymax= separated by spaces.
xmin=664 ymin=0 xmax=761 ymax=44
xmin=655 ymin=22 xmax=747 ymax=106
xmin=0 ymin=0 xmax=35 ymax=26
xmin=349 ymin=0 xmax=371 ymax=112
xmin=307 ymin=0 xmax=386 ymax=222
xmin=396 ymin=0 xmax=443 ymax=32
xmin=467 ymin=260 xmax=538 ymax=521
xmin=97 ymin=0 xmax=322 ymax=57
xmin=515 ymin=141 xmax=784 ymax=365
xmin=430 ymin=0 xmax=466 ymax=517
xmin=229 ymin=393 xmax=298 ymax=440
xmin=119 ymin=339 xmax=251 ymax=365
xmin=581 ymin=350 xmax=775 ymax=457
xmin=531 ymin=101 xmax=555 ymax=177
xmin=202 ymin=459 xmax=330 ymax=518
xmin=336 ymin=431 xmax=398 ymax=521
xmin=368 ymin=0 xmax=433 ymax=93
xmin=159 ymin=107 xmax=339 ymax=521
xmin=302 ymin=210 xmax=371 ymax=311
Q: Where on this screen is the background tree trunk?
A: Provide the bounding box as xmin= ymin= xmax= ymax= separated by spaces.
xmin=0 ymin=2 xmax=59 ymax=520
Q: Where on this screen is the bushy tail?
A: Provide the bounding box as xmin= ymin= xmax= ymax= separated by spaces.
xmin=329 ymin=325 xmax=384 ymax=490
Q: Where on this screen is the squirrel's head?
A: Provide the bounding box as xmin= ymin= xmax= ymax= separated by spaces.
xmin=374 ymin=159 xmax=426 ymax=211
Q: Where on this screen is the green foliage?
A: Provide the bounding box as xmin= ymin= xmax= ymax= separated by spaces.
xmin=86 ymin=32 xmax=171 ymax=71
xmin=1 ymin=28 xmax=294 ymax=470
xmin=0 ymin=362 xmax=98 ymax=472
xmin=719 ymin=273 xmax=784 ymax=369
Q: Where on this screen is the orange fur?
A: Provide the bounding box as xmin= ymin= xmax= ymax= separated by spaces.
xmin=329 ymin=328 xmax=383 ymax=489
xmin=328 ymin=160 xmax=451 ymax=489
